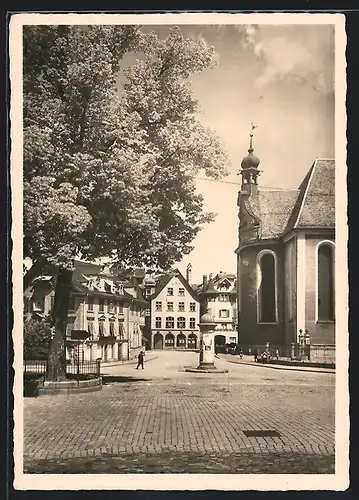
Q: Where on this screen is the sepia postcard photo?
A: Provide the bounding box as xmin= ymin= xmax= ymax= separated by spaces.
xmin=10 ymin=12 xmax=349 ymax=491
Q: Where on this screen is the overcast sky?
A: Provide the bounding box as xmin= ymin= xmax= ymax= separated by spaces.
xmin=162 ymin=24 xmax=335 ymax=283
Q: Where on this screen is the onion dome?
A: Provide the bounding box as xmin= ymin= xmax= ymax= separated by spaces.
xmin=200 ymin=311 xmax=215 ymax=324
xmin=241 ymin=125 xmax=260 ymax=170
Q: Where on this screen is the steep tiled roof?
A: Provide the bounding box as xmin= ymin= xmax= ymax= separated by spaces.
xmin=293 ymin=159 xmax=335 ymax=230
xmin=248 ymin=190 xmax=300 ymax=240
xmin=284 ymin=159 xmax=335 ymax=233
xmin=199 ymin=274 xmax=237 ymax=296
xmin=148 ymin=269 xmax=200 ymax=301
xmin=200 ymin=282 xmax=218 ymax=295
xmin=239 ymin=158 xmax=335 ymax=243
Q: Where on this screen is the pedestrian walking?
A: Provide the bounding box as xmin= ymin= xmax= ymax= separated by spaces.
xmin=239 ymin=348 xmax=243 ymax=359
xmin=254 ymin=347 xmax=258 ymax=362
xmin=136 ymin=350 xmax=145 ymax=370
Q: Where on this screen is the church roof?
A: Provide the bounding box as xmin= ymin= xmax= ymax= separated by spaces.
xmin=285 ymin=158 xmax=335 ymax=232
xmin=242 ymin=158 xmax=335 ymax=241
xmin=249 ymin=190 xmax=299 ymax=239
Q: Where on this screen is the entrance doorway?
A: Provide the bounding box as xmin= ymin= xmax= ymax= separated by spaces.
xmin=215 ymin=335 xmax=226 ymax=354
xmin=188 ymin=333 xmax=197 ymax=349
xmin=153 ymin=332 xmax=164 ymax=350
xmin=165 ymin=333 xmax=175 ymax=348
xmin=176 ymin=333 xmax=186 ymax=348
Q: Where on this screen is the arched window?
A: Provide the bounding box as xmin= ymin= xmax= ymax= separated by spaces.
xmin=257 ymin=250 xmax=277 ymax=323
xmin=189 ymin=317 xmax=196 ymax=329
xmin=165 ymin=316 xmax=174 ymax=329
xmin=177 ymin=317 xmax=186 ymax=329
xmin=317 ymin=242 xmax=335 ymax=321
xmin=155 ymin=317 xmax=162 ymax=329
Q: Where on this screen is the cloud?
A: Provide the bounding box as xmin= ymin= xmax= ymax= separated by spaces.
xmin=236 ymin=24 xmax=334 ymax=95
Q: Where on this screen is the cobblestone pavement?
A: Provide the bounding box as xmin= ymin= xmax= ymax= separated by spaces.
xmin=23 ymin=351 xmax=335 ymax=474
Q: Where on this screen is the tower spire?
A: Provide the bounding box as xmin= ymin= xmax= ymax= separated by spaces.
xmin=248 ymin=122 xmax=257 ymax=153
xmin=240 ymin=122 xmax=261 ymax=193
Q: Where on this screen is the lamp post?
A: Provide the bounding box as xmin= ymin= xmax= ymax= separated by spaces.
xmin=298 ymin=329 xmax=308 ymax=359
xmin=305 ymin=329 xmax=310 ymax=360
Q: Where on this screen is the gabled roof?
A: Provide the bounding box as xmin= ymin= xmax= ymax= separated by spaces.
xmin=148 ymin=269 xmax=200 ymax=302
xmin=200 ymin=281 xmax=218 ymax=295
xmin=200 ymin=277 xmax=237 ymax=296
xmin=239 ymin=158 xmax=335 ymax=242
xmin=248 ymin=189 xmax=300 ymax=240
xmin=290 ymin=158 xmax=335 ymax=231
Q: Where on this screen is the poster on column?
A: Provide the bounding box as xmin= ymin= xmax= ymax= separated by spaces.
xmin=203 ymin=334 xmax=212 ymax=346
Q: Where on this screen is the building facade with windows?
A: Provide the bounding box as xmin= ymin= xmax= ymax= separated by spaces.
xmin=236 ymin=136 xmax=335 ymax=352
xmin=197 ymin=272 xmax=238 ymax=347
xmin=144 ymin=269 xmax=201 ymax=350
xmin=23 ymin=260 xmax=148 ymax=362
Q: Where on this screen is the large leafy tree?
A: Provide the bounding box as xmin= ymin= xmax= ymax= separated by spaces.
xmin=24 ymin=317 xmax=53 ymax=360
xmin=23 ymin=25 xmax=229 ymax=380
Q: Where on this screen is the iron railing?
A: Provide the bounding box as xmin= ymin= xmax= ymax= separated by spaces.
xmin=243 ymin=343 xmax=335 ymax=364
xmin=24 ymin=359 xmax=101 ymax=377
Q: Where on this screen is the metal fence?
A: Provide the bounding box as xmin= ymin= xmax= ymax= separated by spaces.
xmin=24 ymin=359 xmax=101 ymax=377
xmin=243 ymin=344 xmax=335 ymax=364
xmin=23 ymin=359 xmax=47 ymax=374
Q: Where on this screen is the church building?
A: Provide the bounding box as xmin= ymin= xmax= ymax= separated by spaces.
xmin=236 ymin=128 xmax=335 ymax=357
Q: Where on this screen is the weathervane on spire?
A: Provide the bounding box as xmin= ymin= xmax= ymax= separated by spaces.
xmin=249 ymin=122 xmax=257 ymax=152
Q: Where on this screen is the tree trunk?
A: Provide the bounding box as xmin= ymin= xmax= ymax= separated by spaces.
xmin=46 ymin=267 xmax=73 ymax=381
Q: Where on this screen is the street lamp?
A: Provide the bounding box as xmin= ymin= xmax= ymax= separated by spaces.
xmin=305 ymin=329 xmax=310 ymax=360
xmin=298 ymin=329 xmax=309 ymax=359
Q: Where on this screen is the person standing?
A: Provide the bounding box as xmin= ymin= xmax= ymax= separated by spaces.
xmin=136 ymin=350 xmax=145 ymax=370
xmin=254 ymin=347 xmax=258 ymax=362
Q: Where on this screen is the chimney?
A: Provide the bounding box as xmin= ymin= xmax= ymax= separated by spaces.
xmin=186 ymin=263 xmax=192 ymax=285
xmin=203 ymin=275 xmax=208 ymax=287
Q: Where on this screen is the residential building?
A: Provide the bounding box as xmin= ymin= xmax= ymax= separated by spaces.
xmin=144 ymin=269 xmax=201 ymax=350
xmin=236 ymin=131 xmax=335 ymax=359
xmin=23 ymin=260 xmax=148 ymax=362
xmin=197 ymin=272 xmax=238 ymax=347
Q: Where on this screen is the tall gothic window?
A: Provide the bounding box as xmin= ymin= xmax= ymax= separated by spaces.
xmin=317 ymin=243 xmax=335 ymax=321
xmin=257 ymin=251 xmax=277 ymax=323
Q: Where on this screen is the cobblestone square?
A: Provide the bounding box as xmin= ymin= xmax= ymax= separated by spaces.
xmin=23 ymin=351 xmax=335 ymax=474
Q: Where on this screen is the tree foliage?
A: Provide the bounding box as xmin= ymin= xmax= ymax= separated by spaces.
xmin=23 ymin=25 xmax=229 ymax=271
xmin=23 ymin=317 xmax=53 ymax=360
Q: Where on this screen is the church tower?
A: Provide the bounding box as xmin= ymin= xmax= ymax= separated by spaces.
xmin=239 ymin=123 xmax=261 ymax=196
xmin=237 ymin=124 xmax=261 ymax=245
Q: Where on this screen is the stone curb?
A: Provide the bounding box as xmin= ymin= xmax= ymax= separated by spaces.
xmin=221 ymin=357 xmax=335 ymax=374
xmin=24 ymin=443 xmax=335 ymax=461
